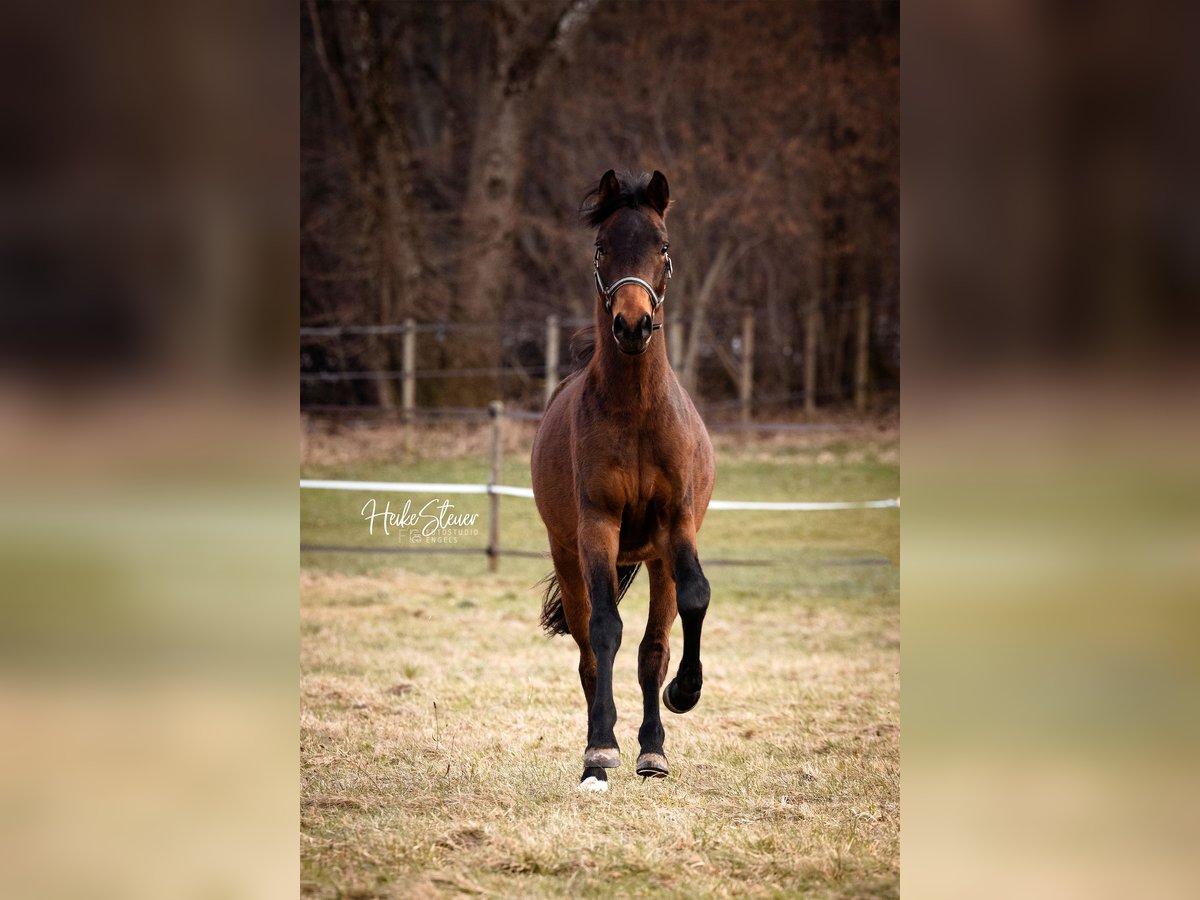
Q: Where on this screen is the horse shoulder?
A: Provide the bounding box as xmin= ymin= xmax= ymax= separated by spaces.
xmin=665 ymin=379 xmax=715 ymax=515
xmin=546 ymin=367 xmax=583 ymax=409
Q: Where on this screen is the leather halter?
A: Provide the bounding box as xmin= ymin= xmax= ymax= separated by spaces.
xmin=594 ymin=246 xmax=672 ymax=330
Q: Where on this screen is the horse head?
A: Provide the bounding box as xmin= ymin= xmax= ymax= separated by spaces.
xmin=583 ymin=169 xmax=673 ymax=355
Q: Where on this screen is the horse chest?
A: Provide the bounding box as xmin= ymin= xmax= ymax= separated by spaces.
xmin=614 ymin=467 xmax=674 ymax=552
xmin=581 ymin=453 xmax=671 ymax=504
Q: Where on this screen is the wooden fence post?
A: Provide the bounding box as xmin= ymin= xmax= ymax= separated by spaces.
xmin=739 ymin=309 xmax=755 ymax=426
xmin=487 ymin=400 xmax=503 ymax=572
xmin=804 ymin=301 xmax=819 ymax=416
xmin=544 ymin=315 xmax=559 ymax=408
xmin=855 ymin=293 xmax=870 ymax=415
xmin=402 ymin=318 xmax=416 ymax=424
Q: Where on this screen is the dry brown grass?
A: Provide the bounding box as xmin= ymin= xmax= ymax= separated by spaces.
xmin=301 ymin=566 xmax=898 ymax=898
xmin=301 ymin=414 xmax=898 ymax=472
xmin=301 ymin=420 xmax=543 ymax=469
xmin=301 ymin=417 xmax=899 ymax=896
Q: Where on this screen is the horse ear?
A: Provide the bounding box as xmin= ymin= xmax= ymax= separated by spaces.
xmin=582 ymin=169 xmax=623 ymax=227
xmin=647 ymin=170 xmax=670 ymax=217
xmin=597 ymin=169 xmax=620 ymax=209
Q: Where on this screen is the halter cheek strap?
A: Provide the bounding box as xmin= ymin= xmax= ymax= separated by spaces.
xmin=594 ymin=248 xmax=672 ymax=330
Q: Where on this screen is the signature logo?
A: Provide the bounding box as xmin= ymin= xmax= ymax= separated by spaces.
xmin=360 ymin=498 xmax=481 ymax=544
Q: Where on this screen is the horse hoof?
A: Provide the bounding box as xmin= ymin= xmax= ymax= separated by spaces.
xmin=578 ymin=775 xmax=608 ymax=793
xmin=635 ymin=752 xmax=669 ymax=778
xmin=662 ymin=679 xmax=700 ymax=714
xmin=583 ymin=747 xmax=620 ymax=769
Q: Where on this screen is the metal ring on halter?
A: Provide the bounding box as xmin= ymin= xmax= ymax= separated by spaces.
xmin=594 ymin=249 xmax=672 ymax=330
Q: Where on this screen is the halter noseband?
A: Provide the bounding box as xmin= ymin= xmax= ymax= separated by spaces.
xmin=594 ymin=246 xmax=672 ymax=330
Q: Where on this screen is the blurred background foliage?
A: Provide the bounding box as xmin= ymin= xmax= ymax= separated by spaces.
xmin=301 ymin=0 xmax=898 ymax=410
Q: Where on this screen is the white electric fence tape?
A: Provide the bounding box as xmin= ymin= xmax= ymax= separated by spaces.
xmin=300 ymin=480 xmax=897 ymax=511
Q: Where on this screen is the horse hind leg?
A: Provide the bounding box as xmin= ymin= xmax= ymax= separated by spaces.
xmin=635 ymin=560 xmax=675 ymax=778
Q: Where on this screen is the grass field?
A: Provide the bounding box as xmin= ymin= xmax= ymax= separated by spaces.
xmin=301 ymin=421 xmax=899 ymax=898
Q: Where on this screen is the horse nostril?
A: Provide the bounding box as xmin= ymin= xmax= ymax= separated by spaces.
xmin=613 ymin=314 xmax=627 ymax=338
xmin=638 ymin=314 xmax=652 ymax=336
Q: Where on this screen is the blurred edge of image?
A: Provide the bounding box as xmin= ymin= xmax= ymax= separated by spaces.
xmin=0 ymin=3 xmax=297 ymax=898
xmin=0 ymin=0 xmax=1197 ymax=897
xmin=904 ymin=1 xmax=1200 ymax=897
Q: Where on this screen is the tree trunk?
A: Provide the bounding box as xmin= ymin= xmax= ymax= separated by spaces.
xmin=436 ymin=0 xmax=598 ymax=407
xmin=442 ymin=91 xmax=524 ymax=405
xmin=305 ymin=0 xmax=425 ymax=410
xmin=681 ymin=241 xmax=733 ymax=395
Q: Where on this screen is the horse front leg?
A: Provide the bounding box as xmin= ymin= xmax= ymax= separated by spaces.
xmin=578 ymin=514 xmax=622 ymax=773
xmin=635 ymin=559 xmax=676 ymax=778
xmin=662 ymin=525 xmax=711 ymax=716
xmin=545 ymin=542 xmax=609 ymax=792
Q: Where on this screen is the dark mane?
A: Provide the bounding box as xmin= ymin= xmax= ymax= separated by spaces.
xmin=580 ymin=170 xmax=655 ymax=227
xmin=570 ymin=325 xmax=596 ymax=365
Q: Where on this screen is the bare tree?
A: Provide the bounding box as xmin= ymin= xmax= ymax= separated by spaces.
xmin=301 ymin=0 xmax=899 ymax=413
xmin=304 ymin=0 xmax=431 ymax=407
xmin=441 ymin=0 xmax=599 ymax=405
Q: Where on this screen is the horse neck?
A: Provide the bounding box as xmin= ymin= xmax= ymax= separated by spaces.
xmin=588 ymin=306 xmax=672 ymax=411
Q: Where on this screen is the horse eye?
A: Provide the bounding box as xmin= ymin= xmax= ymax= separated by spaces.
xmin=662 ymin=243 xmax=669 ymax=254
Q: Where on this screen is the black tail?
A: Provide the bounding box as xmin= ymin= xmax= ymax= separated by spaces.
xmin=538 ymin=564 xmax=641 ymax=636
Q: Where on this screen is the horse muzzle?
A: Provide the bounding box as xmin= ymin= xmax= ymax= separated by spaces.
xmin=613 ymin=312 xmax=653 ymax=354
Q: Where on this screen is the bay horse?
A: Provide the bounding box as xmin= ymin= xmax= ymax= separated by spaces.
xmin=531 ymin=169 xmax=715 ymax=792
